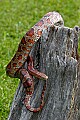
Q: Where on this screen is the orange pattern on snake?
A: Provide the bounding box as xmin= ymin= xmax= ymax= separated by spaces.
xmin=6 ymin=12 xmax=64 ymax=112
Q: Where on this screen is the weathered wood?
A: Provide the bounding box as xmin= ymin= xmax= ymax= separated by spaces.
xmin=8 ymin=25 xmax=80 ymax=120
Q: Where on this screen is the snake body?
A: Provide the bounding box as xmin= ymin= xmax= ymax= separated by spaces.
xmin=6 ymin=12 xmax=64 ymax=112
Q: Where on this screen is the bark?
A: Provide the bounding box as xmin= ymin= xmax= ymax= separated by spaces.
xmin=8 ymin=25 xmax=80 ymax=120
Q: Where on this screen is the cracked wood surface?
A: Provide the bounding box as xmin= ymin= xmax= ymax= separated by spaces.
xmin=8 ymin=25 xmax=80 ymax=120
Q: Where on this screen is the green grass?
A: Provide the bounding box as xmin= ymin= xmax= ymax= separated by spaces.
xmin=0 ymin=0 xmax=80 ymax=119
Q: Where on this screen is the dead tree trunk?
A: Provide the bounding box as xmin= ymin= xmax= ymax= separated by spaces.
xmin=8 ymin=25 xmax=80 ymax=120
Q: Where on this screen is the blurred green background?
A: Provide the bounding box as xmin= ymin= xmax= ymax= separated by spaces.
xmin=0 ymin=0 xmax=80 ymax=119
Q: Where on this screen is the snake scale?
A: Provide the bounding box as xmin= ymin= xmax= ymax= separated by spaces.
xmin=6 ymin=11 xmax=64 ymax=112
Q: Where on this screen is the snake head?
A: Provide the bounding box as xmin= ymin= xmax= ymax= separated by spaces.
xmin=23 ymin=78 xmax=32 ymax=88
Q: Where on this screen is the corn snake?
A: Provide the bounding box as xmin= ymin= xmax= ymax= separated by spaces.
xmin=6 ymin=11 xmax=64 ymax=112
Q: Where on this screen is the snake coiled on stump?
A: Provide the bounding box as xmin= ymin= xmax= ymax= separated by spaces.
xmin=6 ymin=11 xmax=64 ymax=112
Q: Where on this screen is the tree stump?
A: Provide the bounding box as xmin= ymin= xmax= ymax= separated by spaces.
xmin=8 ymin=25 xmax=80 ymax=120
